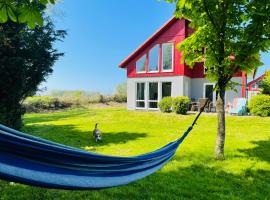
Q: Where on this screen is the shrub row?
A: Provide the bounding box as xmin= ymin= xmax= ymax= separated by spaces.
xmin=23 ymin=96 xmax=72 ymax=112
xmin=248 ymin=94 xmax=270 ymax=117
xmin=23 ymin=94 xmax=127 ymax=113
xmin=158 ymin=96 xmax=190 ymax=115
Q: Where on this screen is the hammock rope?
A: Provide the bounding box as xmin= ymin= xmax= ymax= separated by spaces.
xmin=0 ymin=98 xmax=210 ymax=189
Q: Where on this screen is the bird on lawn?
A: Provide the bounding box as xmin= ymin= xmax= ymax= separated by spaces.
xmin=93 ymin=123 xmax=102 ymax=142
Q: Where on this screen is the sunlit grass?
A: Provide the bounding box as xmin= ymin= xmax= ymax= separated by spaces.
xmin=0 ymin=106 xmax=269 ymax=200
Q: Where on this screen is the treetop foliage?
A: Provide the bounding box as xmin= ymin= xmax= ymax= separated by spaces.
xmin=0 ymin=0 xmax=55 ymax=28
xmin=167 ymin=0 xmax=270 ymax=85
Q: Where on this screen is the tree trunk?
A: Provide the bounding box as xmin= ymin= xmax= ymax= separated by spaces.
xmin=215 ymin=87 xmax=226 ymax=159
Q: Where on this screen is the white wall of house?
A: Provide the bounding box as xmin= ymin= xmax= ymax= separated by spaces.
xmin=191 ymin=77 xmax=243 ymax=104
xmin=127 ymin=76 xmax=185 ymax=110
xmin=127 ymin=76 xmax=243 ymax=110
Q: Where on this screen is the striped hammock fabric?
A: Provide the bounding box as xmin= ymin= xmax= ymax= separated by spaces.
xmin=0 ymin=124 xmax=193 ymax=189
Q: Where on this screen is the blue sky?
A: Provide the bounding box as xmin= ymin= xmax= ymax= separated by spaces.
xmin=44 ymin=0 xmax=270 ymax=94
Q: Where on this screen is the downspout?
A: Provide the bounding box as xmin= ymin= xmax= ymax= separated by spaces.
xmin=241 ymin=72 xmax=247 ymax=98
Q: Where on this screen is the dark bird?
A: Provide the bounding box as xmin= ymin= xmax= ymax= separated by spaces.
xmin=93 ymin=123 xmax=102 ymax=142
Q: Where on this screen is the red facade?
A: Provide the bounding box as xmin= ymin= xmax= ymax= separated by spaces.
xmin=119 ymin=17 xmax=243 ymax=79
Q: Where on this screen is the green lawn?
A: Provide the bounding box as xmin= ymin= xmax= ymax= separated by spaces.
xmin=0 ymin=106 xmax=269 ymax=200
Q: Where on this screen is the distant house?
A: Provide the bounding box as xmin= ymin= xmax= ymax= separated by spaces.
xmin=119 ymin=17 xmax=247 ymax=110
xmin=247 ymin=73 xmax=266 ymax=99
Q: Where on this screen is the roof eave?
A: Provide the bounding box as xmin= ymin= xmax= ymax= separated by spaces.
xmin=118 ymin=16 xmax=179 ymax=68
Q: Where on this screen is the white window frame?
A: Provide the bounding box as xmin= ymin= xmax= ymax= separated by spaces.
xmin=136 ymin=55 xmax=147 ymax=74
xmin=148 ymin=45 xmax=159 ymax=73
xmin=203 ymin=83 xmax=216 ymax=103
xmin=148 ymin=82 xmax=159 ymax=110
xmin=135 ymin=82 xmax=146 ymax=109
xmin=161 ymin=43 xmax=174 ymax=72
xmin=161 ymin=82 xmax=172 ymax=99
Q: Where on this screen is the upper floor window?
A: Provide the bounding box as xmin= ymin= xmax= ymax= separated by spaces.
xmin=148 ymin=45 xmax=159 ymax=72
xmin=136 ymin=55 xmax=147 ymax=73
xmin=162 ymin=43 xmax=174 ymax=72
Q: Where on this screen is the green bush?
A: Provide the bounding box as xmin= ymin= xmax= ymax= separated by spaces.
xmin=260 ymin=70 xmax=270 ymax=95
xmin=158 ymin=97 xmax=172 ymax=112
xmin=248 ymin=95 xmax=270 ymax=117
xmin=23 ymin=96 xmax=72 ymax=112
xmin=113 ymin=94 xmax=127 ymax=103
xmin=172 ymin=96 xmax=190 ymax=114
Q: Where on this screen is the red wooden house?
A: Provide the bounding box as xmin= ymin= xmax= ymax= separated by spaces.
xmin=247 ymin=73 xmax=266 ymax=99
xmin=119 ymin=17 xmax=246 ymax=110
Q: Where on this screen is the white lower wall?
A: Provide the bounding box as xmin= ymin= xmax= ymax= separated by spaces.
xmin=127 ymin=76 xmax=186 ymax=110
xmin=191 ymin=77 xmax=243 ymax=104
xmin=127 ymin=76 xmax=243 ymax=110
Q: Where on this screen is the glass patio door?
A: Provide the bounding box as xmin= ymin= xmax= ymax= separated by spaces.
xmin=204 ymin=83 xmax=216 ymax=102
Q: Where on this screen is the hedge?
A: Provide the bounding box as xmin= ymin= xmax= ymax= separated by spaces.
xmin=248 ymin=95 xmax=270 ymax=117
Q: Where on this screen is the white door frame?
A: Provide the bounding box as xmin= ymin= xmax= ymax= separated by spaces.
xmin=203 ymin=83 xmax=216 ymax=103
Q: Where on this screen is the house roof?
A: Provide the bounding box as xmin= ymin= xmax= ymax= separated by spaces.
xmin=118 ymin=16 xmax=178 ymax=68
xmin=247 ymin=73 xmax=266 ymax=86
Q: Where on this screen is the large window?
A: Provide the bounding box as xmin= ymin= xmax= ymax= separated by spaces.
xmin=148 ymin=82 xmax=158 ymax=109
xmin=136 ymin=55 xmax=147 ymax=73
xmin=162 ymin=43 xmax=173 ymax=71
xmin=136 ymin=83 xmax=145 ymax=108
xmin=148 ymin=45 xmax=159 ymax=72
xmin=162 ymin=82 xmax=172 ymax=98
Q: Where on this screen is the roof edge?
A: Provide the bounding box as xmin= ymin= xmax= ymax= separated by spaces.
xmin=118 ymin=16 xmax=178 ymax=68
xmin=247 ymin=73 xmax=266 ymax=86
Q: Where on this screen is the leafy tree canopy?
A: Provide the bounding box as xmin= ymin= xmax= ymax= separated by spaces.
xmin=0 ymin=0 xmax=55 ymax=28
xmin=0 ymin=19 xmax=66 ymax=129
xmin=168 ymin=0 xmax=270 ymax=87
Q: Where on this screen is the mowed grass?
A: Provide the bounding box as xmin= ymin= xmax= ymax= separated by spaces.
xmin=0 ymin=106 xmax=269 ymax=200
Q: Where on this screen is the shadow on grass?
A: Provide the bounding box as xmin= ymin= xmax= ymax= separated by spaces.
xmin=0 ymin=164 xmax=269 ymax=200
xmin=126 ymin=164 xmax=270 ymax=200
xmin=238 ymin=140 xmax=270 ymax=163
xmin=22 ymin=124 xmax=147 ymax=149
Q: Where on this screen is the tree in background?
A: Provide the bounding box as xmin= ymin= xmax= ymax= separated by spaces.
xmin=114 ymin=83 xmax=127 ymax=103
xmin=0 ymin=18 xmax=66 ymax=129
xmin=260 ymin=70 xmax=270 ymax=95
xmin=116 ymin=82 xmax=127 ymax=97
xmin=168 ymin=0 xmax=270 ymax=159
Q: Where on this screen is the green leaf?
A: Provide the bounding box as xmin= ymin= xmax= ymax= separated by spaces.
xmin=7 ymin=6 xmax=16 ymax=22
xmin=33 ymin=10 xmax=43 ymax=26
xmin=0 ymin=6 xmax=8 ymax=23
xmin=39 ymin=0 xmax=49 ymax=5
xmin=178 ymin=0 xmax=186 ymax=9
xmin=18 ymin=7 xmax=29 ymax=23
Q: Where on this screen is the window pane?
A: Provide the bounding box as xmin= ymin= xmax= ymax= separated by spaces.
xmin=205 ymin=84 xmax=213 ymax=101
xmin=136 ymin=101 xmax=145 ymax=108
xmin=149 ymin=82 xmax=158 ymax=100
xmin=149 ymin=45 xmax=159 ymax=72
xmin=136 ymin=83 xmax=145 ymax=100
xmin=136 ymin=55 xmax=146 ymax=73
xmin=149 ymin=102 xmax=158 ymax=108
xmin=162 ymin=43 xmax=173 ymax=71
xmin=162 ymin=82 xmax=171 ymax=98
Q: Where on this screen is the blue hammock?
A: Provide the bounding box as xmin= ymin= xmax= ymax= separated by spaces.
xmin=0 ymin=124 xmax=193 ymax=189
